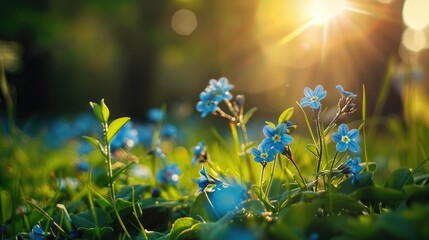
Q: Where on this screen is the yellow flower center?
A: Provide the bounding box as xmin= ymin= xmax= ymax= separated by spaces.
xmin=311 ymin=96 xmax=318 ymax=102
xmin=261 ymin=153 xmax=268 ymax=158
xmin=342 ymin=136 xmax=350 ymax=143
xmin=273 ymin=135 xmax=280 ymax=142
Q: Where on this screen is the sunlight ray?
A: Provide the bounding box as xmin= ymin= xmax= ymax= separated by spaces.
xmin=276 ymin=19 xmax=314 ymax=46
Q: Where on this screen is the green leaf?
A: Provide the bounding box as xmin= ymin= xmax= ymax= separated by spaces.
xmin=112 ymin=162 xmax=136 ymax=183
xmin=71 ymin=208 xmax=113 ymax=228
xmin=305 ymin=144 xmax=319 ymax=158
xmin=251 ymin=185 xmax=276 ymax=212
xmin=278 ymin=107 xmax=294 ymax=124
xmin=279 ymin=201 xmax=321 ymax=229
xmin=366 ymin=162 xmax=378 ymax=173
xmin=321 ymin=193 xmax=366 ymax=214
xmin=82 ymin=136 xmax=105 ymax=156
xmin=168 ymin=217 xmax=199 ymax=240
xmin=115 ymin=185 xmax=150 ymax=201
xmin=243 ymin=107 xmax=257 ymax=125
xmin=89 ymin=101 xmax=104 ymax=123
xmin=403 ymin=185 xmax=429 ymax=206
xmin=293 ymin=175 xmax=306 ymax=190
xmin=265 ymin=121 xmax=276 ymax=129
xmin=351 ymin=186 xmax=405 ymax=205
xmin=384 ymin=167 xmax=414 ymax=191
xmin=107 ymin=117 xmax=131 ymax=142
xmin=78 ymin=227 xmax=114 ymax=238
xmin=100 ymin=99 xmax=110 ymax=123
xmin=0 ymin=190 xmax=12 ymax=223
xmin=280 ymin=191 xmax=318 ymax=209
xmin=190 ymin=192 xmax=219 ymax=222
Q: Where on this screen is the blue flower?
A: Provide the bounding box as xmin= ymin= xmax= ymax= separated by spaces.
xmin=161 ymin=124 xmax=177 ymax=139
xmin=196 ymin=91 xmax=218 ymax=117
xmin=207 ymin=77 xmax=234 ymax=101
xmin=75 ymin=160 xmax=89 ymax=172
xmin=261 ymin=123 xmax=293 ymax=153
xmin=192 ymin=141 xmax=206 ymax=165
xmin=147 ymin=108 xmax=165 ymax=122
xmin=332 ymin=124 xmax=359 ymax=153
xmin=343 ymin=156 xmax=361 ymax=184
xmin=29 ymin=224 xmax=44 ymax=240
xmin=211 ymin=184 xmax=247 ymax=216
xmin=197 ymin=166 xmax=211 ymax=193
xmin=300 ymin=85 xmax=327 ymax=109
xmin=336 ymin=85 xmax=357 ymax=99
xmin=251 ymin=143 xmax=277 ymax=164
xmin=156 ymin=164 xmax=181 ymax=186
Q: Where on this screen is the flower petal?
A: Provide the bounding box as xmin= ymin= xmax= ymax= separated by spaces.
xmin=338 ymin=124 xmax=349 ymax=135
xmin=336 ymin=142 xmax=348 ymax=152
xmin=314 ymin=85 xmax=324 ymax=96
xmin=310 ymin=101 xmax=320 ymax=109
xmin=300 ymin=97 xmax=311 ymax=107
xmin=260 ymin=138 xmax=274 ymax=150
xmin=348 ymin=129 xmax=359 ymax=140
xmin=251 ymin=148 xmax=260 ymax=157
xmin=332 ymin=132 xmax=342 ymax=143
xmin=348 ymin=141 xmax=360 ymax=153
xmin=304 ymin=87 xmax=313 ymax=97
xmin=280 ymin=134 xmax=293 ymax=145
xmin=263 ymin=125 xmax=276 ymax=137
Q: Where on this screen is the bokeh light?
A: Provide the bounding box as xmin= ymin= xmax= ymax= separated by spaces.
xmin=403 ymin=0 xmax=429 ymax=30
xmin=402 ymin=28 xmax=427 ymax=53
xmin=171 ymin=9 xmax=198 ymax=36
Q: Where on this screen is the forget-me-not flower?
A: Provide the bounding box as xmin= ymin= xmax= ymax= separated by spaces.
xmin=192 ymin=141 xmax=206 ymax=165
xmin=336 ymin=85 xmax=357 ymax=99
xmin=196 ymin=91 xmax=218 ymax=117
xmin=300 ymin=85 xmax=327 ymax=109
xmin=261 ymin=123 xmax=294 ymax=153
xmin=156 ymin=164 xmax=181 ymax=186
xmin=332 ymin=124 xmax=359 ymax=153
xmin=251 ymin=142 xmax=277 ymax=164
xmin=29 ymin=224 xmax=45 ymax=240
xmin=197 ymin=166 xmax=213 ymax=193
xmin=342 ymin=156 xmax=361 ymax=184
xmin=207 ymin=77 xmax=234 ymax=102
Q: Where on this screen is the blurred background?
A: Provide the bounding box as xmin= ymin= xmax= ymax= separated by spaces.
xmin=0 ymin=0 xmax=428 ymax=124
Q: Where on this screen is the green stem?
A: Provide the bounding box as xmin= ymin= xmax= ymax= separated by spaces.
xmin=264 ymin=155 xmax=277 ymax=198
xmin=286 ymin=153 xmax=308 ymax=191
xmin=314 ymin=109 xmax=323 ymax=192
xmin=103 ymin=123 xmax=115 ymax=200
xmin=328 ymin=151 xmax=340 ymax=191
xmin=259 ymin=164 xmax=266 ymax=197
xmin=239 ymin=123 xmax=256 ymax=183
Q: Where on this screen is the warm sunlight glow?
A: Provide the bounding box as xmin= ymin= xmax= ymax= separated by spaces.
xmin=312 ymin=0 xmax=347 ymax=24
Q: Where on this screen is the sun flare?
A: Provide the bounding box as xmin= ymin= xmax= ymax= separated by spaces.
xmin=312 ymin=0 xmax=347 ymax=24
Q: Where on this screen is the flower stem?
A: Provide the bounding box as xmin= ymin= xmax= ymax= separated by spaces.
xmin=314 ymin=109 xmax=323 ymax=192
xmin=103 ymin=123 xmax=115 ymax=201
xmin=239 ymin=123 xmax=256 ymax=183
xmin=285 ymin=150 xmax=308 ymax=191
xmin=259 ymin=164 xmax=266 ymax=197
xmin=264 ymin=155 xmax=277 ymax=198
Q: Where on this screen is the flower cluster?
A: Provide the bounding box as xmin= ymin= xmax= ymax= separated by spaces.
xmin=300 ymin=84 xmax=362 ymax=184
xmin=196 ymin=77 xmax=233 ymax=117
xmin=251 ymin=123 xmax=294 ymax=165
